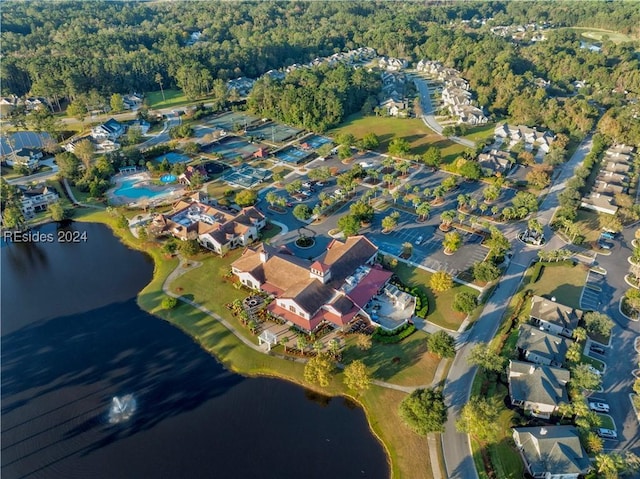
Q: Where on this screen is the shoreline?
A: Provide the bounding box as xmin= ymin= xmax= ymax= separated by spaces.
xmin=71 ymin=210 xmax=430 ymax=479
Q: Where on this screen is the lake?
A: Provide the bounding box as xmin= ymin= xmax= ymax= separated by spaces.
xmin=1 ymin=222 xmax=389 ymax=479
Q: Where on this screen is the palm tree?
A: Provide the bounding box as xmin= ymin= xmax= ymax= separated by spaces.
xmin=328 ymin=339 xmax=340 ymax=358
xmin=443 ymin=231 xmax=462 ymax=254
xmin=266 ymin=191 xmax=278 ymax=207
xmin=155 ymin=73 xmax=166 ymax=102
xmin=572 ymin=327 xmax=587 ymax=343
xmin=297 ymin=336 xmax=308 ymax=355
xmin=457 ymin=194 xmax=469 ymax=211
xmin=402 ymin=242 xmax=413 ymax=257
xmin=416 ymin=202 xmax=431 ymax=221
xmin=313 ymin=340 xmax=323 ymax=355
xmin=440 ymin=210 xmax=456 ymax=229
xmin=557 ymin=402 xmax=573 ymax=420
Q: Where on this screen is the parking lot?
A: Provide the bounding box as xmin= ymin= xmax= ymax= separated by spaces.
xmin=580 ymin=269 xmax=606 ymax=311
xmin=368 ymin=208 xmax=489 ymax=276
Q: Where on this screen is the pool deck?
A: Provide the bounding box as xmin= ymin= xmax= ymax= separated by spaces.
xmin=108 ymin=171 xmax=186 ymax=207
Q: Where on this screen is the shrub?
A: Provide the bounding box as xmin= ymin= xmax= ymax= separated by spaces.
xmin=452 ymin=291 xmax=478 ymax=314
xmin=372 ymin=323 xmax=416 ymax=343
xmin=161 ymin=296 xmax=178 ymax=310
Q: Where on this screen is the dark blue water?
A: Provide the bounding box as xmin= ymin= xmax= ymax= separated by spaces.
xmin=1 ymin=222 xmax=389 ymax=479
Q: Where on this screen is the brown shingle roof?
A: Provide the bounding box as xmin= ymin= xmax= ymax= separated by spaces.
xmin=320 ymin=236 xmax=378 ymax=283
xmin=282 ymin=279 xmax=336 ymax=316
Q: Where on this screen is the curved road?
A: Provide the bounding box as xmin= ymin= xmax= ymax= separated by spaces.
xmin=441 ymin=134 xmax=596 ymax=479
xmin=412 ymin=75 xmax=476 ymax=149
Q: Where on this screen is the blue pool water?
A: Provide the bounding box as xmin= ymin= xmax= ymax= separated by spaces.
xmin=154 ymin=152 xmax=190 ymax=164
xmin=114 ymin=178 xmax=168 ymax=199
xmin=160 ymin=174 xmax=177 ymax=183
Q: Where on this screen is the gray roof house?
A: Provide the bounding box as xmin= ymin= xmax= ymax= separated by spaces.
xmin=580 ymin=192 xmax=618 ymax=216
xmin=530 ymin=296 xmax=582 ymax=338
xmin=508 ymin=360 xmax=569 ymax=418
xmin=477 ymin=149 xmax=513 ymax=175
xmin=516 ymin=324 xmax=572 ymax=367
xmin=512 ymin=426 xmax=591 ymax=479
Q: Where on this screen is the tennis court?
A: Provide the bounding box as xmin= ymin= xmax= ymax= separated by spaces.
xmin=202 ymin=136 xmax=260 ymax=160
xmin=221 ymin=164 xmax=272 ymax=188
xmin=208 ymin=112 xmax=259 ymax=132
xmin=301 ymin=135 xmax=331 ymax=149
xmin=0 ymin=131 xmax=51 ymax=157
xmin=273 ymin=146 xmax=313 ymax=164
xmin=247 ymin=122 xmax=303 ymax=143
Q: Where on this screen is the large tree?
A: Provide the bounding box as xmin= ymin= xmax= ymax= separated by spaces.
xmin=456 ymin=397 xmax=501 ymax=444
xmin=430 ymin=271 xmax=453 ymax=292
xmin=235 ymin=189 xmax=258 ymax=207
xmin=427 ymin=331 xmax=456 ymax=358
xmin=337 ymin=214 xmax=360 ymax=237
xmin=398 ymin=388 xmax=448 ymax=435
xmin=466 ymin=344 xmax=506 ymax=374
xmin=583 ymin=312 xmax=614 ymax=340
xmin=343 ymin=360 xmax=371 ymax=392
xmin=303 ymin=353 xmax=334 ymax=387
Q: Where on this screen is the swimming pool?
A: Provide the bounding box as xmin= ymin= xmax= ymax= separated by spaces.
xmin=160 ymin=174 xmax=177 ymax=183
xmin=114 ymin=178 xmax=170 ymax=199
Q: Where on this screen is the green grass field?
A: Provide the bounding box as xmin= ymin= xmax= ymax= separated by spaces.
xmin=390 ymin=261 xmax=480 ymax=331
xmin=146 ymin=89 xmax=196 ymax=110
xmin=564 ymin=27 xmax=636 ymax=44
xmin=523 ymin=262 xmax=589 ymax=309
xmin=574 ymin=209 xmax=604 ymax=243
xmin=329 ymin=113 xmax=466 ymax=159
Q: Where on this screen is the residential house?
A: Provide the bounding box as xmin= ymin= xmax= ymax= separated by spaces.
xmin=178 ymin=165 xmax=208 ymax=186
xmin=377 ymin=57 xmax=408 ymax=71
xmin=151 ymin=195 xmax=266 ymax=255
xmin=580 ymin=143 xmax=634 ymax=216
xmin=18 ymin=184 xmax=59 ymax=217
xmin=123 ymin=93 xmax=144 ymax=110
xmin=91 ymin=118 xmax=125 ymax=142
xmin=263 ymin=70 xmax=286 ymax=81
xmin=442 ymin=87 xmax=472 ymax=107
xmin=455 ymin=104 xmax=488 ymax=125
xmin=24 ymin=97 xmax=50 ymax=111
xmin=516 ymin=323 xmax=572 ymax=367
xmin=580 ymin=192 xmax=618 ymax=216
xmin=232 ymin=236 xmax=412 ymax=332
xmin=379 ymin=97 xmax=408 ymax=117
xmin=529 ymin=296 xmax=583 ymax=338
xmin=494 ymin=124 xmax=555 ymax=153
xmin=227 ymin=77 xmax=256 ymax=97
xmin=5 ymin=148 xmax=44 ymax=170
xmin=508 ymin=360 xmax=569 ymax=418
xmin=512 ymin=426 xmax=591 ymax=479
xmin=477 ymin=149 xmax=513 ymax=176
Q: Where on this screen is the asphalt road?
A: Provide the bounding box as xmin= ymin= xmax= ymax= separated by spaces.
xmin=441 ymin=132 xmax=599 ymax=479
xmin=412 ymin=75 xmax=476 ymax=149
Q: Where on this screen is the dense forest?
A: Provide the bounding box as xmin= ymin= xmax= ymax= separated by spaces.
xmin=2 ymin=1 xmax=639 ymax=99
xmin=247 ymin=65 xmax=380 ymax=131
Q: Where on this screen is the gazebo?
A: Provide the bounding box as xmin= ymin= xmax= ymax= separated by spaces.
xmin=258 ymin=329 xmax=278 ymax=351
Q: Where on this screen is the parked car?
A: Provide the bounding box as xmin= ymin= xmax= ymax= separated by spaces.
xmin=359 ymin=161 xmax=374 ymax=168
xmin=589 ymin=345 xmax=606 ymax=355
xmin=415 ymin=235 xmax=423 ymax=245
xmin=596 ymin=428 xmax=617 ymax=439
xmin=302 ymin=181 xmax=315 ymax=188
xmin=586 ymin=365 xmax=602 ymax=376
xmin=598 ymin=241 xmax=613 ymax=250
xmin=316 ymin=181 xmax=325 ymax=187
xmin=334 ymin=189 xmax=344 ymax=197
xmin=600 ymin=231 xmax=616 ymax=240
xmin=589 ymin=401 xmax=610 ymax=413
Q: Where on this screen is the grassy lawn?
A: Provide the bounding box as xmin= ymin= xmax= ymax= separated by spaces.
xmin=260 ymin=222 xmax=282 ymax=242
xmin=146 ymin=89 xmax=201 ymax=110
xmin=206 ymin=180 xmax=237 ymax=200
xmin=1 ymin=166 xmax=23 ymax=180
xmin=69 ymin=185 xmax=107 ymax=207
xmin=329 ymin=113 xmax=462 ymax=157
xmin=271 ymin=165 xmax=293 ymax=176
xmin=524 ymin=262 xmax=589 ymax=309
xmin=581 ymin=353 xmax=605 ymax=372
xmin=390 ymin=260 xmax=479 ymax=330
xmin=564 ymin=27 xmax=637 ymax=44
xmin=597 ymin=414 xmax=615 ymax=430
xmin=462 ymin=124 xmax=495 ymax=142
xmin=574 ymin=209 xmax=603 ymax=243
xmin=342 ymin=332 xmax=440 ymax=387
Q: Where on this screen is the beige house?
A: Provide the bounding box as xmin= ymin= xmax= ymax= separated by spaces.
xmin=508 ymin=360 xmax=569 ymax=418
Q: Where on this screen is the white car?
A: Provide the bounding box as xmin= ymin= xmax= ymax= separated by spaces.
xmin=334 ymin=189 xmax=344 ymax=197
xmin=359 ymin=161 xmax=374 ymax=168
xmin=415 ymin=235 xmax=423 ymax=245
xmin=589 ymin=401 xmax=610 ymax=413
xmin=596 ymin=428 xmax=617 ymax=439
xmin=587 ymin=365 xmax=602 ymax=376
